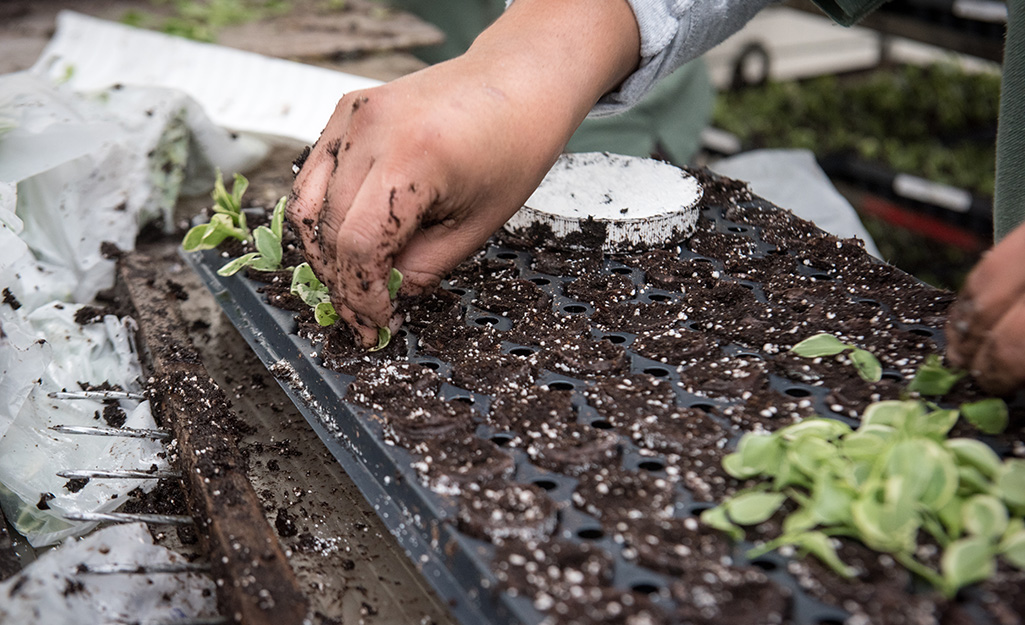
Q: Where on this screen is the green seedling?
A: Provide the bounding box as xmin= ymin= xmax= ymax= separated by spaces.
xmin=290 ymin=263 xmax=338 ymax=327
xmin=790 ymin=333 xmax=882 ymax=382
xmin=704 ymin=343 xmax=1019 ymax=596
xmin=217 ymin=196 xmax=288 ymax=276
xmin=290 ymin=265 xmax=403 ymax=353
xmin=368 ymin=268 xmax=403 ymax=352
xmin=182 ymin=171 xmax=251 ymax=251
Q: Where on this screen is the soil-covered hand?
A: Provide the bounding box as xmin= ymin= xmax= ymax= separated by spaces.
xmin=286 ymin=0 xmax=639 ymax=347
xmin=947 ymin=221 xmax=1025 ymax=394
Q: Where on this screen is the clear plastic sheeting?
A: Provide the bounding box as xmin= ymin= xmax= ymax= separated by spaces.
xmin=0 ymin=304 xmax=166 ymax=547
xmin=711 ymin=148 xmax=881 ymax=258
xmin=0 ymin=523 xmax=217 ymax=624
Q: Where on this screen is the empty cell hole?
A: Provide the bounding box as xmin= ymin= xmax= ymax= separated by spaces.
xmin=491 ymin=433 xmax=515 ymax=447
xmin=453 ymin=396 xmax=475 ymax=405
xmin=809 ymin=273 xmax=833 ymax=281
xmin=638 ymin=460 xmax=665 ymax=472
xmin=396 ymin=329 xmax=407 ymax=338
xmin=739 ymin=283 xmax=756 ymax=291
xmin=548 ymin=381 xmax=575 ymax=391
xmin=727 ymin=226 xmax=748 ymax=233
xmin=449 ymin=287 xmax=467 ymax=296
xmin=590 ymin=420 xmax=613 ymax=430
xmin=630 ymin=583 xmax=661 ymax=595
xmin=910 ymin=328 xmax=934 ymax=337
xmin=751 ymin=558 xmax=779 ymax=572
xmin=814 ymin=620 xmax=845 ymax=625
xmin=532 ymin=479 xmax=558 ymax=491
xmin=688 ymin=321 xmax=705 ymax=331
xmin=496 ymin=251 xmax=519 ymax=260
xmin=475 ymin=316 xmax=500 ymax=326
xmin=419 ymin=361 xmax=441 ymax=371
xmin=643 ymin=367 xmax=670 ymax=378
xmin=509 ymin=347 xmax=535 ymax=357
xmin=648 ymin=293 xmax=670 ymax=302
xmin=529 ymin=277 xmax=551 ymax=286
xmin=577 ymin=528 xmax=604 ymax=540
xmin=689 ymin=403 xmax=716 ymax=413
xmin=881 ymin=371 xmax=903 ymax=382
xmin=563 ymin=304 xmax=588 ymax=314
xmin=611 ymin=267 xmax=633 ymax=275
xmin=784 ymin=387 xmax=812 ymax=398
xmin=859 ymin=299 xmax=882 ymax=308
xmin=605 ymin=334 xmax=627 ymax=344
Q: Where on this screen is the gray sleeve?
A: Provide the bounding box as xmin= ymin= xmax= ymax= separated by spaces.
xmin=591 ymin=0 xmax=778 ymax=117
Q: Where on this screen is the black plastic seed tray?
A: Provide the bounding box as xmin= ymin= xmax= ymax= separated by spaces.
xmin=182 ymin=192 xmax=992 ymax=625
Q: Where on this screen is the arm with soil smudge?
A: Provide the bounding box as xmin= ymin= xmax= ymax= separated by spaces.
xmin=285 ymin=0 xmax=641 ymax=348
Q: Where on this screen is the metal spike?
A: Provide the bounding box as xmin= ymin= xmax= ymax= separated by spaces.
xmin=78 ymin=561 xmax=211 ymax=575
xmin=105 ymin=617 xmax=228 ymax=625
xmin=57 ymin=469 xmax=182 ymax=480
xmin=48 ymin=390 xmax=146 ymax=401
xmin=61 ymin=511 xmax=193 ymax=525
xmin=50 ymin=424 xmax=171 ymax=440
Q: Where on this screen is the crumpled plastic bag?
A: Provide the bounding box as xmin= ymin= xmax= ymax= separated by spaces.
xmin=0 ymin=303 xmax=167 ymax=547
xmin=0 ymin=522 xmax=217 ymax=624
xmin=0 ymin=71 xmax=267 ymax=305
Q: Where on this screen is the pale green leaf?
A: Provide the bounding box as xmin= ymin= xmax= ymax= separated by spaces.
xmin=314 ymin=301 xmax=338 ymax=326
xmin=862 ymin=400 xmax=923 ymax=430
xmin=792 ymin=531 xmax=857 ymax=578
xmin=999 ymin=527 xmax=1025 ymax=569
xmin=907 ymin=355 xmax=964 ymax=396
xmin=791 ymin=333 xmax=848 ymax=357
xmin=810 ymin=475 xmax=855 ymax=525
xmin=946 ymin=438 xmax=1002 ymax=479
xmin=253 ymin=226 xmax=281 ymax=270
xmin=962 ymin=494 xmax=1008 ymax=539
xmin=726 ymin=433 xmax=783 ymax=479
xmin=905 ymin=407 xmax=959 ymax=440
xmin=217 ymin=252 xmax=259 ymax=276
xmin=271 ymin=195 xmax=287 ymax=240
xmin=942 ymin=536 xmax=996 ymax=592
xmin=725 ymin=491 xmax=786 ymax=525
xmin=787 ymin=436 xmax=838 ymax=479
xmin=960 ymin=398 xmax=1009 ymax=435
xmin=700 ymin=506 xmax=744 ymax=541
xmin=996 ymin=460 xmax=1025 ymax=515
xmin=850 ymin=348 xmax=882 ymax=382
xmin=778 ymin=418 xmax=851 ymax=442
xmin=369 ymin=327 xmax=392 ymax=352
xmin=387 ymin=267 xmax=403 ymax=300
xmin=182 ymin=224 xmax=216 ymax=251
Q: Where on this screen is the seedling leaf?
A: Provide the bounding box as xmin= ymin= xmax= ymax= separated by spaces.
xmin=700 ymin=506 xmax=744 ymax=541
xmin=369 ymin=327 xmax=391 ymax=352
xmin=725 ymin=491 xmax=786 ymax=525
xmin=962 ymin=494 xmax=1008 ymax=539
xmin=270 ymin=195 xmax=286 ymax=240
xmin=999 ymin=527 xmax=1025 ymax=569
xmin=907 ymin=355 xmax=964 ymax=395
xmin=791 ymin=333 xmax=848 ymax=357
xmin=792 ymin=531 xmax=857 ymax=578
xmin=945 ymin=438 xmax=1002 ymax=479
xmin=960 ymin=398 xmax=1008 ymax=435
xmin=850 ymin=348 xmax=882 ymax=382
xmin=218 ymin=253 xmax=259 ymax=276
xmin=253 ymin=226 xmax=282 ymax=270
xmin=942 ymin=536 xmax=996 ymax=593
xmin=387 ymin=268 xmax=403 ymax=300
xmin=314 ymin=302 xmax=339 ymax=326
xmin=996 ymin=460 xmax=1025 ymax=515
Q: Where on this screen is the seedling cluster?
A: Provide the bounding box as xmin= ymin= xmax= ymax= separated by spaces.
xmin=703 ymin=334 xmax=1022 ymax=596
